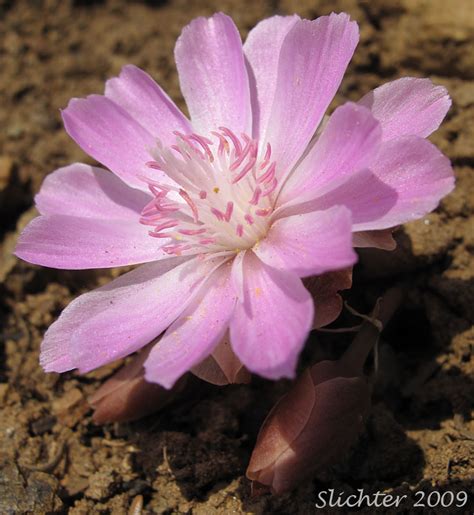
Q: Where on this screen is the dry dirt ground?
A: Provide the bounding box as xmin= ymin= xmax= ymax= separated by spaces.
xmin=0 ymin=0 xmax=473 ymax=513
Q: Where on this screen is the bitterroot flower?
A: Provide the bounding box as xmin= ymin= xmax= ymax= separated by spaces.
xmin=16 ymin=12 xmax=454 ymax=388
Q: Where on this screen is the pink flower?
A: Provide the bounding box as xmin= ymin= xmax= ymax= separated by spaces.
xmin=16 ymin=12 xmax=454 ymax=388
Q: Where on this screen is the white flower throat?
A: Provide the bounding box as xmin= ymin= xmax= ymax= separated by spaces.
xmin=140 ymin=127 xmax=278 ymax=257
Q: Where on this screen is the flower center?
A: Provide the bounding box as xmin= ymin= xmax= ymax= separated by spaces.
xmin=140 ymin=127 xmax=278 ymax=257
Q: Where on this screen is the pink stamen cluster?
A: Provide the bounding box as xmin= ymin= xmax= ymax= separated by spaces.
xmin=140 ymin=127 xmax=278 ymax=256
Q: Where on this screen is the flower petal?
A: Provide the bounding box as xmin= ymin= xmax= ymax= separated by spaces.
xmin=277 ymin=102 xmax=381 ymax=207
xmin=105 ymin=64 xmax=192 ymax=145
xmin=263 ymin=13 xmax=359 ymax=177
xmin=35 ymin=163 xmax=151 ymax=219
xmin=255 ymin=206 xmax=357 ymax=277
xmin=359 ymin=78 xmax=451 ymax=141
xmin=62 ymin=95 xmax=170 ymax=190
xmin=315 ymin=136 xmax=454 ymax=232
xmin=175 ymin=13 xmax=251 ymax=135
xmin=145 ymin=262 xmax=236 ymax=388
xmin=230 ymin=252 xmax=314 ymax=380
xmin=40 ymin=256 xmax=223 ymax=373
xmin=15 ymin=214 xmax=165 ymax=269
xmin=308 ymin=168 xmax=398 ymax=229
xmin=243 ymin=15 xmax=299 ymax=139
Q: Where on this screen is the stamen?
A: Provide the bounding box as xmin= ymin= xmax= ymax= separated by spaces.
xmin=152 ymin=220 xmax=179 ymax=232
xmin=211 ymin=131 xmax=230 ymax=155
xmin=171 ymin=145 xmax=187 ymax=158
xmin=224 ymin=201 xmax=234 ymax=222
xmin=141 ymin=127 xmax=276 ymax=255
xmin=178 ymin=228 xmax=207 ymax=235
xmin=146 ymin=160 xmax=163 ymax=170
xmin=189 ymin=133 xmax=214 ymax=162
xmin=162 ymin=243 xmax=193 ymax=256
xmin=179 ymin=189 xmax=199 ymax=222
xmin=257 ymin=162 xmax=276 ymax=184
xmin=232 ymin=153 xmax=257 ymax=183
xmin=219 ymin=126 xmax=242 ymax=154
xmin=199 ymin=238 xmax=217 ymax=245
xmin=230 ymin=138 xmax=252 ymax=171
xmin=263 ymin=142 xmax=272 ymax=163
xmin=262 ymin=178 xmax=278 ymax=197
xmin=148 ymin=232 xmax=171 ymax=239
xmin=148 ymin=184 xmax=169 ymax=198
xmin=211 ymin=207 xmax=225 ymax=221
xmin=249 ymin=187 xmax=262 ymax=206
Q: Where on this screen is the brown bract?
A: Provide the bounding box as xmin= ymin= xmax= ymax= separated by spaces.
xmin=353 ymin=228 xmax=397 ymax=250
xmin=192 ymin=334 xmax=251 ymax=385
xmin=304 ymin=267 xmax=353 ymax=329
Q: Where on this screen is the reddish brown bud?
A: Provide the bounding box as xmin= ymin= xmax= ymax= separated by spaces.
xmin=89 ymin=345 xmax=187 ymax=424
xmin=246 ymin=360 xmax=370 ymax=494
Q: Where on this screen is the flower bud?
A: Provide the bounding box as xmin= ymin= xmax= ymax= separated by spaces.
xmin=89 ymin=345 xmax=187 ymax=424
xmin=246 ymin=360 xmax=370 ymax=494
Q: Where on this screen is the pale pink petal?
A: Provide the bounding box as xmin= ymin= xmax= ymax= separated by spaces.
xmin=230 ymin=252 xmax=314 ymax=380
xmin=145 ymin=263 xmax=236 ymax=388
xmin=277 ymin=103 xmax=381 ymax=207
xmin=62 ymin=95 xmax=171 ymax=191
xmin=105 ymin=64 xmax=192 ymax=145
xmin=359 ymin=78 xmax=451 ymax=141
xmin=191 ymin=335 xmax=250 ymax=385
xmin=174 ymin=13 xmax=251 ymax=135
xmin=35 ymin=163 xmax=151 ymax=219
xmin=304 ymin=168 xmax=397 ymax=228
xmin=243 ymin=15 xmax=299 ymax=139
xmin=315 ymin=137 xmax=454 ymax=232
xmin=255 ymin=206 xmax=356 ymax=277
xmin=263 ymin=13 xmax=359 ymax=177
xmin=353 ymin=229 xmax=396 ymax=250
xmin=40 ymin=256 xmax=224 ymax=373
xmin=15 ymin=214 xmax=165 ymax=269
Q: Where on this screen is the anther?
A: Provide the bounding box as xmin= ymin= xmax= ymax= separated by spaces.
xmin=249 ymin=187 xmax=262 ymax=206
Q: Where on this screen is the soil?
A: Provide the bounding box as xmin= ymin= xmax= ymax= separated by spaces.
xmin=0 ymin=0 xmax=473 ymax=514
